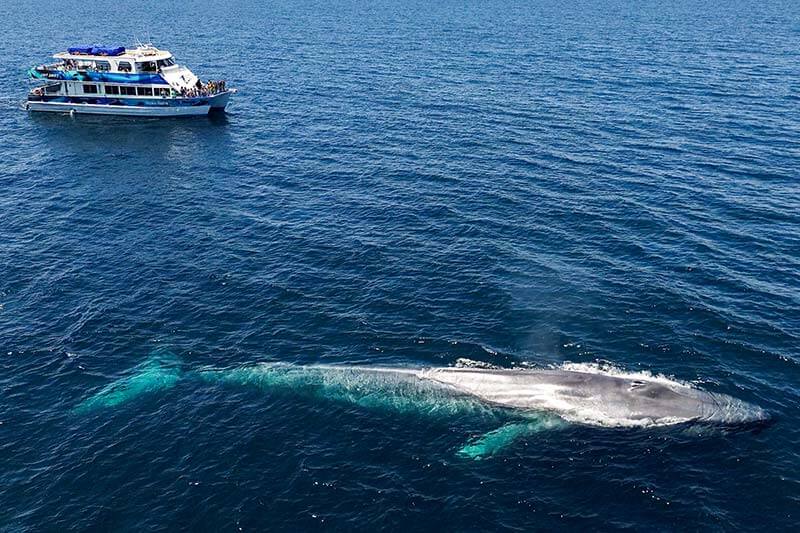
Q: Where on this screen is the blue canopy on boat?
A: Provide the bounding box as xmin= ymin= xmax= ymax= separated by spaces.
xmin=67 ymin=45 xmax=125 ymax=56
xmin=90 ymin=46 xmax=125 ymax=56
xmin=67 ymin=45 xmax=94 ymax=54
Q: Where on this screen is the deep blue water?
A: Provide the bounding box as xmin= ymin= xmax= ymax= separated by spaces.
xmin=2 ymin=0 xmax=800 ymax=530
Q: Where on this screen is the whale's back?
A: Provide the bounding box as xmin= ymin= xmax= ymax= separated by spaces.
xmin=418 ymin=367 xmax=768 ymax=427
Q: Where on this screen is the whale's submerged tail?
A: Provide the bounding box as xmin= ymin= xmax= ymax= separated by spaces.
xmin=73 ymin=354 xmax=183 ymax=414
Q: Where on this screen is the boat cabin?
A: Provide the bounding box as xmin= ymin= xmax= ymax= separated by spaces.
xmin=52 ymin=45 xmax=176 ymax=75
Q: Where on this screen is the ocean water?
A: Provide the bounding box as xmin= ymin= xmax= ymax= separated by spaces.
xmin=1 ymin=0 xmax=799 ymax=529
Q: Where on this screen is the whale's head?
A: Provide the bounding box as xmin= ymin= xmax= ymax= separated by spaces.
xmin=422 ymin=367 xmax=772 ymax=430
xmin=616 ymin=378 xmax=771 ymax=429
xmin=693 ymin=390 xmax=772 ymax=428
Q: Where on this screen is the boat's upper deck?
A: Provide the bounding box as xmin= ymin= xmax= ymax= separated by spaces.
xmin=30 ymin=44 xmax=221 ymax=92
xmin=52 ymin=45 xmax=176 ymax=74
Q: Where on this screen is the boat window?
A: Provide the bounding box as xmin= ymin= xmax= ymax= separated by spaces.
xmin=83 ymin=84 xmax=98 ymax=94
xmin=118 ymin=61 xmax=132 ymax=72
xmin=106 ymin=85 xmax=120 ymax=95
xmin=44 ymin=84 xmax=61 ymax=94
xmin=158 ymin=88 xmax=171 ymax=96
xmin=136 ymin=87 xmax=153 ymax=96
xmin=156 ymin=58 xmax=175 ymax=68
xmin=121 ymin=86 xmax=137 ymax=96
xmin=137 ymin=61 xmax=157 ymax=72
xmin=95 ymin=61 xmax=111 ymax=71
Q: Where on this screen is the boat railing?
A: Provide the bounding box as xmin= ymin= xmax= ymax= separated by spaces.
xmin=179 ymin=80 xmax=229 ymax=98
xmin=31 ymin=63 xmax=65 ymax=75
xmin=36 ymin=60 xmax=116 ymax=73
xmin=31 ymin=62 xmax=91 ymax=78
xmin=28 ymin=82 xmax=61 ymax=99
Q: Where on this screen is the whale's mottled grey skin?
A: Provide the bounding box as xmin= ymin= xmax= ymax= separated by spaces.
xmin=416 ymin=366 xmax=769 ymax=427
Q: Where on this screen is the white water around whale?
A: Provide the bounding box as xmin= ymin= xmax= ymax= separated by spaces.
xmin=556 ymin=361 xmax=694 ymax=389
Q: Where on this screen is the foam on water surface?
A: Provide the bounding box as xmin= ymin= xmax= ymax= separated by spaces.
xmin=556 ymin=361 xmax=694 ymax=390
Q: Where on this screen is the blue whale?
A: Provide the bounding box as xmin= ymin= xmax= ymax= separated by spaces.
xmin=74 ymin=356 xmax=770 ymax=458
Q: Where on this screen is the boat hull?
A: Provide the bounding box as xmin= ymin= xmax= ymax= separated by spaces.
xmin=26 ymin=101 xmax=211 ymax=116
xmin=25 ymin=90 xmax=233 ymax=117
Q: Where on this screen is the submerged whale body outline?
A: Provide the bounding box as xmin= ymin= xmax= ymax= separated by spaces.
xmin=75 ymin=356 xmax=770 ymax=459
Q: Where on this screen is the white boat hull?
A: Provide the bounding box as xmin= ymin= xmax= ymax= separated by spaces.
xmin=26 ymin=101 xmax=212 ymax=116
xmin=25 ymin=90 xmax=233 ymax=117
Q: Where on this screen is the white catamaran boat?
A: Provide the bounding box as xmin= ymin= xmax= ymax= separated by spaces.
xmin=26 ymin=44 xmax=235 ymax=117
